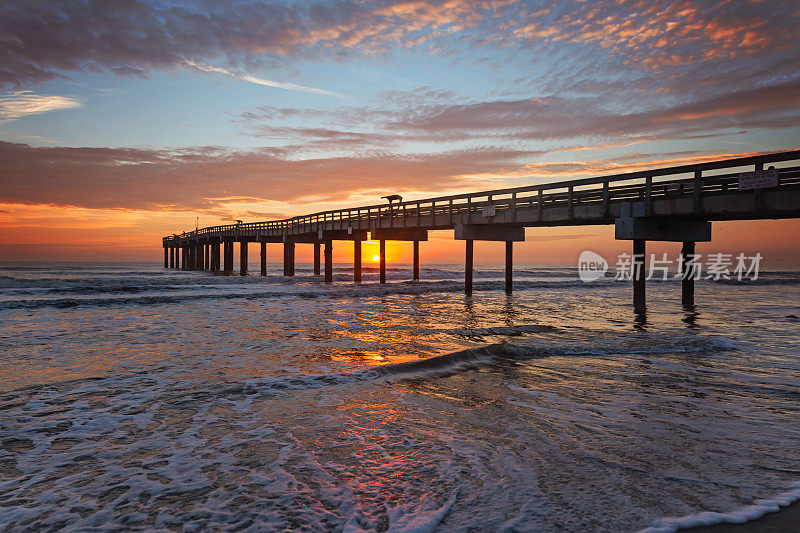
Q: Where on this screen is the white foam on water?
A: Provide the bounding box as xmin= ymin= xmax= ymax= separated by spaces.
xmin=2 ymin=263 xmax=800 ymax=531
xmin=638 ymin=482 xmax=800 ymax=533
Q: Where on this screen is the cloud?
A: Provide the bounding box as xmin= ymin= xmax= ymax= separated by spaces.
xmin=0 ymin=0 xmax=490 ymax=86
xmin=186 ymin=61 xmax=347 ymax=98
xmin=388 ymin=79 xmax=800 ymax=142
xmin=3 ymin=0 xmax=796 ymax=92
xmin=0 ymin=90 xmax=81 ymax=119
xmin=2 ymin=138 xmax=785 ymax=221
xmin=234 ymin=79 xmax=800 ymax=152
xmin=0 ymin=141 xmax=545 ymax=212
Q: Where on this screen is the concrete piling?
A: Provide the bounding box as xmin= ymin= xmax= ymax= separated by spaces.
xmin=413 ymin=240 xmax=420 ymax=281
xmin=465 ymin=239 xmax=474 ymax=295
xmin=633 ymin=239 xmax=646 ymax=310
xmin=379 ymin=240 xmax=386 ymax=283
xmin=283 ymin=241 xmax=295 ymax=276
xmin=211 ymin=241 xmax=220 ymax=272
xmin=260 ymin=240 xmax=267 ymax=276
xmin=505 ymin=241 xmax=513 ymax=293
xmin=681 ymin=240 xmax=696 ymax=308
xmin=239 ymin=240 xmax=248 ymax=276
xmin=354 ymin=240 xmax=362 ymax=283
xmin=223 ymin=240 xmax=233 ymax=273
xmin=324 ymin=240 xmax=333 ymax=283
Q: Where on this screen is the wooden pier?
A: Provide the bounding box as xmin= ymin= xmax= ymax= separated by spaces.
xmin=163 ymin=151 xmax=800 ymax=310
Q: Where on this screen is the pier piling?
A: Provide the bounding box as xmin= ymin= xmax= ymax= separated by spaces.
xmin=681 ymin=241 xmax=696 ymax=308
xmin=413 ymin=240 xmax=420 ymax=281
xmin=260 ymin=240 xmax=267 ymax=276
xmin=354 ymin=240 xmax=362 ymax=282
xmin=505 ymin=241 xmax=513 ymax=293
xmin=239 ymin=240 xmax=248 ymax=276
xmin=283 ymin=241 xmax=295 ymax=276
xmin=379 ymin=240 xmax=386 ymax=283
xmin=314 ymin=242 xmax=321 ymax=276
xmin=212 ymin=241 xmax=220 ymax=272
xmin=633 ymin=239 xmax=646 ymax=311
xmin=324 ymin=240 xmax=333 ymax=283
xmin=223 ymin=240 xmax=233 ymax=273
xmin=465 ymin=239 xmax=474 ymax=295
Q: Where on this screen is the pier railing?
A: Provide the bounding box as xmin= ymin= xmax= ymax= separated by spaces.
xmin=164 ymin=150 xmax=800 ymax=244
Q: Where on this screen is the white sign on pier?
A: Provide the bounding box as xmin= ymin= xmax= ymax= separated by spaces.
xmin=739 ymin=168 xmax=778 ymax=190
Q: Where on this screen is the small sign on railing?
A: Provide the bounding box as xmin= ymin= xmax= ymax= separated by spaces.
xmin=482 ymin=205 xmax=496 ymax=217
xmin=739 ymin=168 xmax=778 ymax=190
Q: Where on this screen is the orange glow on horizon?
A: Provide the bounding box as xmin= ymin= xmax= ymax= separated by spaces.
xmin=2 ymin=202 xmax=800 ymax=266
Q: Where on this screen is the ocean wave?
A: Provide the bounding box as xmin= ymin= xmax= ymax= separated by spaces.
xmin=238 ymin=334 xmax=737 ymax=396
xmin=638 ymin=482 xmax=800 ymax=533
xmin=0 ymin=279 xmax=614 ymax=309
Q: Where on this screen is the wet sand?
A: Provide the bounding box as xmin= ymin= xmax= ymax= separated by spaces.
xmin=677 ymin=500 xmax=800 ymax=533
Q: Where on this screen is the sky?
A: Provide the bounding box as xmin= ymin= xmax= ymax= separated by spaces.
xmin=1 ymin=0 xmax=799 ymax=265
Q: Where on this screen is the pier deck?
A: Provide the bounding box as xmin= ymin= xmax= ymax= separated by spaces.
xmin=163 ymin=150 xmax=800 ymax=309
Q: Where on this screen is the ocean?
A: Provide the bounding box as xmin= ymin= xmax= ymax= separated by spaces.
xmin=1 ymin=262 xmax=799 ymax=532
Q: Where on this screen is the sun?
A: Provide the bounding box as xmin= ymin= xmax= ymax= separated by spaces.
xmin=372 ymin=254 xmax=380 ymax=262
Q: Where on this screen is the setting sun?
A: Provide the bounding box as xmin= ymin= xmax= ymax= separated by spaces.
xmin=372 ymin=254 xmax=380 ymax=262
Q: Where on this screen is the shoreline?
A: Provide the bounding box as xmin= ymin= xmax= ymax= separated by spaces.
xmin=676 ymin=500 xmax=800 ymax=532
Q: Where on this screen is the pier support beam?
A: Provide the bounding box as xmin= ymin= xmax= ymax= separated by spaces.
xmin=198 ymin=243 xmax=205 ymax=270
xmin=283 ymin=241 xmax=295 ymax=276
xmin=164 ymin=247 xmax=168 ymax=268
xmin=465 ymin=240 xmax=474 ymax=295
xmin=204 ymin=244 xmax=209 ymax=271
xmin=371 ymin=228 xmax=428 ymax=241
xmin=455 ymin=225 xmax=523 ymax=294
xmin=354 ymin=240 xmax=362 ymax=283
xmin=372 ymin=229 xmax=427 ymax=283
xmin=455 ymin=224 xmax=524 ymax=242
xmin=239 ymin=240 xmax=248 ymax=276
xmin=681 ymin=241 xmax=696 ymax=308
xmin=616 ymin=204 xmax=711 ymax=311
xmin=324 ymin=240 xmax=333 ymax=283
xmin=379 ymin=240 xmax=386 ymax=283
xmin=505 ymin=241 xmax=513 ymax=293
xmin=260 ymin=240 xmax=267 ymax=276
xmin=633 ymin=239 xmax=646 ymax=311
xmin=180 ymin=246 xmax=185 ymax=270
xmin=169 ymin=246 xmax=175 ymax=268
xmin=314 ymin=242 xmax=321 ymax=276
xmin=413 ymin=240 xmax=420 ymax=281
